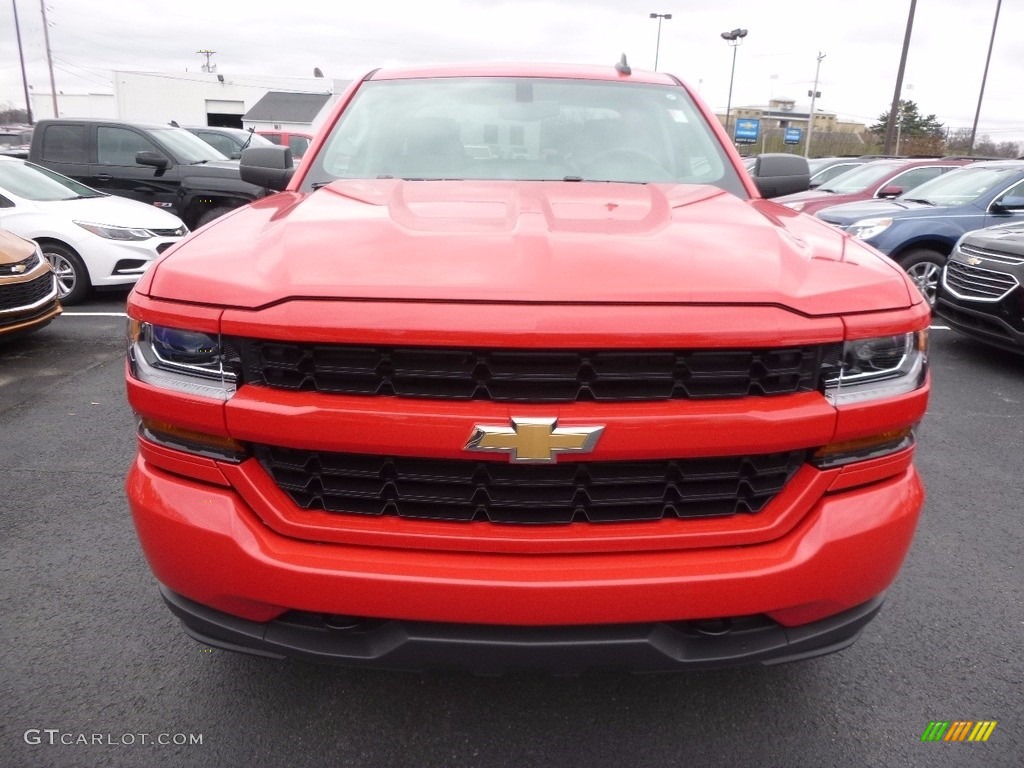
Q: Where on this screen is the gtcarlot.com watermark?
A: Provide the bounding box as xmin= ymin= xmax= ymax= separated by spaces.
xmin=24 ymin=729 xmax=203 ymax=747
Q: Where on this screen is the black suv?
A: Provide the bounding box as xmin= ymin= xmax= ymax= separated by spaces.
xmin=936 ymin=221 xmax=1024 ymax=353
xmin=184 ymin=126 xmax=276 ymax=160
xmin=28 ymin=119 xmax=267 ymax=228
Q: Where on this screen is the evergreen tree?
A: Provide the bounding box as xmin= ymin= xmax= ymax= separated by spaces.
xmin=869 ymin=100 xmax=945 ymax=139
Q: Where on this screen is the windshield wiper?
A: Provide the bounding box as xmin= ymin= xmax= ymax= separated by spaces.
xmin=819 ymin=187 xmax=839 ymax=193
xmin=311 ymin=182 xmax=333 ymax=190
xmin=901 ymin=197 xmax=935 ymax=206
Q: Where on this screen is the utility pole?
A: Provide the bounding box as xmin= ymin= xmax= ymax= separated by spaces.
xmin=12 ymin=0 xmax=33 ymax=123
xmin=884 ymin=0 xmax=917 ymax=154
xmin=197 ymin=49 xmax=217 ymax=73
xmin=969 ymin=0 xmax=1002 ymax=154
xmin=39 ymin=0 xmax=58 ymax=117
xmin=804 ymin=52 xmax=825 ymax=158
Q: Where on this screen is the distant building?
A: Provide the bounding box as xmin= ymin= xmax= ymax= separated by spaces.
xmin=243 ymin=91 xmax=333 ymax=134
xmin=30 ymin=71 xmax=351 ymax=132
xmin=716 ymin=98 xmax=866 ymax=136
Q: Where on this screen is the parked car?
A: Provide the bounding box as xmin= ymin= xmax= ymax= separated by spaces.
xmin=28 ymin=118 xmax=268 ymax=229
xmin=0 ymin=227 xmax=61 ymax=341
xmin=124 ymin=61 xmax=929 ymax=673
xmin=806 ymin=156 xmax=871 ymax=188
xmin=816 ymin=160 xmax=1024 ymax=305
xmin=777 ymin=157 xmax=973 ymax=215
xmin=0 ymin=156 xmax=187 ymax=304
xmin=0 ymin=126 xmax=33 ymax=159
xmin=184 ymin=126 xmax=276 ymax=160
xmin=935 ymin=220 xmax=1024 ymax=353
xmin=256 ymin=130 xmax=314 ymax=159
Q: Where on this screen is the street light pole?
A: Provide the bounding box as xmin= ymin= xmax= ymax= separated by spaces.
xmin=650 ymin=13 xmax=672 ymax=71
xmin=721 ymin=28 xmax=748 ymax=141
xmin=804 ymin=51 xmax=825 ymax=158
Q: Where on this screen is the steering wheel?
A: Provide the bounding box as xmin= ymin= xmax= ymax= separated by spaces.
xmin=581 ymin=147 xmax=672 ymax=181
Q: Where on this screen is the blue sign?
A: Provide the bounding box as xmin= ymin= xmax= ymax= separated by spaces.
xmin=784 ymin=127 xmax=803 ymax=145
xmin=734 ymin=118 xmax=760 ymax=144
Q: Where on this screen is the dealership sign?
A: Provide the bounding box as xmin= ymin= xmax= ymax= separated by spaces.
xmin=734 ymin=118 xmax=760 ymax=144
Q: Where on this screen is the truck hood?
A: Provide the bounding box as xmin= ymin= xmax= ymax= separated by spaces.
xmin=146 ymin=179 xmax=914 ymax=314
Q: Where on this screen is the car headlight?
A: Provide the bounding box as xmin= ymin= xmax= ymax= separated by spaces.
xmin=846 ymin=217 xmax=893 ymax=240
xmin=75 ymin=221 xmax=154 ymax=241
xmin=127 ymin=321 xmax=237 ymax=399
xmin=823 ymin=331 xmax=928 ymax=405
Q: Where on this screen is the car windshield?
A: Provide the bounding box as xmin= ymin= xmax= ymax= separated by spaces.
xmin=150 ymin=128 xmax=229 ymax=163
xmin=819 ymin=160 xmax=906 ymax=193
xmin=0 ymin=158 xmax=104 ymax=201
xmin=807 ymin=157 xmax=842 ymax=173
xmin=303 ymin=77 xmax=743 ymax=193
xmin=895 ymin=165 xmax=1022 ymax=206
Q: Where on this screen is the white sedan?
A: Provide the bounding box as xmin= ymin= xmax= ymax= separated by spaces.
xmin=0 ymin=157 xmax=187 ymax=304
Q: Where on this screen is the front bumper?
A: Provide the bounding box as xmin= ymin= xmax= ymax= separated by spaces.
xmin=162 ymin=585 xmax=886 ymax=673
xmin=936 ymin=293 xmax=1024 ymax=353
xmin=128 ymin=451 xmax=924 ymax=669
xmin=79 ymin=236 xmax=180 ymax=288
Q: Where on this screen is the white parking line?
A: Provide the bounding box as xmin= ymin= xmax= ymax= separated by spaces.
xmin=60 ymin=312 xmax=128 ymax=317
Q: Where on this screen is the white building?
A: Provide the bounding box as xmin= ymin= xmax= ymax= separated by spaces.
xmin=31 ymin=71 xmax=351 ymax=132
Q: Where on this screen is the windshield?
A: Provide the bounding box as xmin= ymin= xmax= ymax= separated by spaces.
xmin=150 ymin=128 xmax=229 ymax=163
xmin=820 ymin=160 xmax=906 ymax=193
xmin=303 ymin=77 xmax=744 ymax=194
xmin=0 ymin=158 xmax=104 ymax=201
xmin=896 ymin=165 xmax=1022 ymax=206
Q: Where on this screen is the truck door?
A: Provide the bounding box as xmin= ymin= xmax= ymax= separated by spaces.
xmin=94 ymin=126 xmax=180 ymax=211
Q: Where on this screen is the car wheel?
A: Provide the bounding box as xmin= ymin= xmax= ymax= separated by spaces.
xmin=42 ymin=243 xmax=91 ymax=305
xmin=196 ymin=206 xmax=233 ymax=228
xmin=899 ymin=248 xmax=946 ymax=306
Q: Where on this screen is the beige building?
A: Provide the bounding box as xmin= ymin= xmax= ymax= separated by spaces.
xmin=717 ymin=98 xmax=865 ymax=135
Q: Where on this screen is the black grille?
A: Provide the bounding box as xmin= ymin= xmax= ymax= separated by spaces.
xmin=960 ymin=243 xmax=1024 ymax=266
xmin=0 ymin=253 xmax=39 ymax=276
xmin=944 ymin=261 xmax=1019 ymax=301
xmin=0 ymin=273 xmax=54 ymax=311
xmin=149 ymin=227 xmax=187 ymax=238
xmin=235 ymin=341 xmax=835 ymax=402
xmin=254 ymin=445 xmax=807 ymax=525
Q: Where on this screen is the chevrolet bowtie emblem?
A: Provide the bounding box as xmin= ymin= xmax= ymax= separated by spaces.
xmin=11 ymin=264 xmax=27 ymax=274
xmin=465 ymin=418 xmax=604 ymax=463
xmin=965 ymin=256 xmax=983 ymax=266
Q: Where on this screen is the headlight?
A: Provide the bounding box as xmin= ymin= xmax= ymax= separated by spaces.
xmin=846 ymin=217 xmax=892 ymax=240
xmin=127 ymin=321 xmax=237 ymax=399
xmin=823 ymin=331 xmax=928 ymax=405
xmin=75 ymin=221 xmax=154 ymax=241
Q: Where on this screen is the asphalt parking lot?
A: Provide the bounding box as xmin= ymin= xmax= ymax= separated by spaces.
xmin=1 ymin=290 xmax=1021 ymax=768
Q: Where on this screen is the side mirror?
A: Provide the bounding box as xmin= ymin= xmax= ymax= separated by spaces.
xmin=240 ymin=145 xmax=295 ymax=191
xmin=878 ymin=185 xmax=904 ymax=198
xmin=229 ymin=150 xmax=242 ymax=160
xmin=992 ymin=195 xmax=1024 ymax=212
xmin=752 ymin=154 xmax=811 ymax=198
xmin=136 ymin=151 xmax=169 ymax=170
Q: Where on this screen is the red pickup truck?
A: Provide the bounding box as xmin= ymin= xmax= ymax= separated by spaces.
xmin=124 ymin=62 xmax=929 ymax=673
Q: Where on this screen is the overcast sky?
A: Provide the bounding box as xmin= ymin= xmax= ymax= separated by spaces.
xmin=2 ymin=0 xmax=1021 ymax=143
